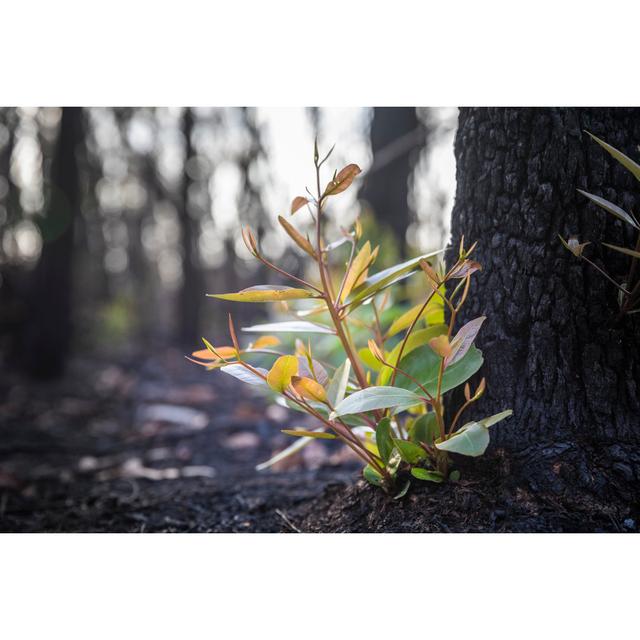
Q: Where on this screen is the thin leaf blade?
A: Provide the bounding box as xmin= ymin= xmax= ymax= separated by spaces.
xmin=586 ymin=131 xmax=640 ymax=182
xmin=208 ymin=285 xmax=317 ymax=303
xmin=332 ymin=386 xmax=423 ymax=418
xmin=220 ymin=364 xmax=268 ymax=387
xmin=242 ymin=321 xmax=336 ymax=335
xmin=577 ymin=189 xmax=639 ymax=230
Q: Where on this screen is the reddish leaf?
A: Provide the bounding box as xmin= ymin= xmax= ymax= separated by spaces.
xmin=446 ymin=316 xmax=486 ymax=367
xmin=290 ymin=196 xmax=309 ymax=215
xmin=323 ymin=164 xmax=362 ymax=197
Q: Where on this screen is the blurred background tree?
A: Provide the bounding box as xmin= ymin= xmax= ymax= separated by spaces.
xmin=0 ymin=107 xmax=458 ymax=378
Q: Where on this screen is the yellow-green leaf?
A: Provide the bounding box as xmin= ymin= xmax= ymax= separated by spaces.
xmin=429 ymin=335 xmax=452 ymax=359
xmin=291 ymin=376 xmax=327 ymax=402
xmin=278 ymin=215 xmax=316 ymax=258
xmin=378 ymin=325 xmax=448 ymax=386
xmin=602 ymin=242 xmax=640 ymax=259
xmin=346 ymin=249 xmax=445 ymax=309
xmin=358 ymin=347 xmax=383 ymax=372
xmin=266 ymin=355 xmax=299 ymax=392
xmin=586 ymin=131 xmax=640 ymax=182
xmin=208 ymin=285 xmax=316 ymax=302
xmin=386 ymin=287 xmax=445 ymax=338
xmin=251 ymin=335 xmax=281 ymax=349
xmin=341 ymin=241 xmax=377 ymax=302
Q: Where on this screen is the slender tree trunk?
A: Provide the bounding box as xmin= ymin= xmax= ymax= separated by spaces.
xmin=23 ymin=107 xmax=83 ymax=378
xmin=361 ymin=107 xmax=423 ymax=255
xmin=450 ymin=108 xmax=640 ymax=492
xmin=177 ymin=107 xmax=203 ymax=346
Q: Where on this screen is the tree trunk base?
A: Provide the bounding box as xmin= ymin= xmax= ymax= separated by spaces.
xmin=510 ymin=441 xmax=640 ymax=502
xmin=297 ymin=449 xmax=639 ymax=532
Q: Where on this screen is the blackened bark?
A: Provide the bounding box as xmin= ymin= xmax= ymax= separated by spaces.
xmin=450 ymin=108 xmax=640 ymax=491
xmin=24 ymin=107 xmax=83 ymax=378
xmin=177 ymin=108 xmax=203 ymax=346
xmin=361 ymin=107 xmax=423 ymax=254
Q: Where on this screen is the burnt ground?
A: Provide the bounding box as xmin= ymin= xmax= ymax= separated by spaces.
xmin=0 ymin=350 xmax=638 ymax=533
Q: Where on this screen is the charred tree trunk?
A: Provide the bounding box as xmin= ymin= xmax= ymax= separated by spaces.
xmin=23 ymin=107 xmax=83 ymax=378
xmin=177 ymin=107 xmax=203 ymax=346
xmin=361 ymin=107 xmax=423 ymax=255
xmin=450 ymin=108 xmax=640 ymax=494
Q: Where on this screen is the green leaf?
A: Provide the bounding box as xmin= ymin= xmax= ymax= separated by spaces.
xmin=358 ymin=347 xmax=383 ymax=372
xmin=281 ymin=429 xmax=336 ymax=439
xmin=220 ymin=364 xmax=268 ymax=387
xmin=410 ymin=412 xmax=440 ymax=445
xmin=208 ymin=285 xmax=317 ymax=302
xmin=242 ymin=320 xmax=335 ymax=335
xmin=435 ymin=422 xmax=489 ymax=457
xmin=386 ymin=288 xmax=445 ymax=337
xmin=392 ymin=438 xmax=427 ymax=464
xmin=586 ymin=131 xmax=640 ymax=183
xmin=393 ymin=479 xmax=411 ymax=499
xmin=378 ymin=325 xmax=448 ymax=386
xmin=326 ymin=359 xmax=351 ymax=407
xmin=602 ymin=242 xmax=640 ymax=259
xmin=346 ymin=250 xmax=445 ymax=308
xmin=449 ymin=470 xmax=461 ymax=481
xmin=394 ymin=344 xmax=484 ymax=396
xmin=479 ymin=410 xmax=513 ymax=428
xmin=375 ymin=417 xmax=394 ymax=465
xmin=363 ymin=464 xmax=384 ymax=487
xmin=340 ymin=241 xmax=377 ymax=302
xmin=411 ymin=468 xmax=444 ymax=483
xmin=577 ymin=189 xmax=639 ymax=230
xmin=332 ymin=386 xmax=424 ymax=418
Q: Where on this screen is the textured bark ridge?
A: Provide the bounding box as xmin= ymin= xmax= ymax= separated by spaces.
xmin=450 ymin=108 xmax=640 ymax=491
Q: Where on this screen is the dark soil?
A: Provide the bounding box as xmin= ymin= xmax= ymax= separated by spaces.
xmin=1 ymin=351 xmax=638 ymax=533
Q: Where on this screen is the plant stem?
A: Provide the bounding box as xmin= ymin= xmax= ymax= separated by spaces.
xmin=313 ymin=162 xmax=368 ymax=390
xmin=388 ymin=288 xmax=438 ymax=388
xmin=625 ymin=231 xmax=640 ymax=291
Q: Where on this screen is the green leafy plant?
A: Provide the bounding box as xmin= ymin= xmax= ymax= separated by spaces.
xmin=190 ymin=142 xmax=512 ymax=495
xmin=560 ymin=132 xmax=640 ymax=316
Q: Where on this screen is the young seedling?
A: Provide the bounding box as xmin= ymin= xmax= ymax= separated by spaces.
xmin=190 ymin=142 xmax=512 ymax=495
xmin=560 ymin=132 xmax=640 ymax=317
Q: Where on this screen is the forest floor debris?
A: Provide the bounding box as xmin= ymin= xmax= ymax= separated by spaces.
xmin=0 ymin=352 xmax=637 ymax=532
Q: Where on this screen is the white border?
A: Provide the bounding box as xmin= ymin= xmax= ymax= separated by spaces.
xmin=1 ymin=1 xmax=637 ymax=105
xmin=1 ymin=2 xmax=638 ymax=637
xmin=1 ymin=534 xmax=638 ymax=639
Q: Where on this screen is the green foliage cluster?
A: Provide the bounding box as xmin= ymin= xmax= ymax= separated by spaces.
xmin=560 ymin=132 xmax=640 ymax=316
xmin=190 ymin=143 xmax=512 ymax=495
